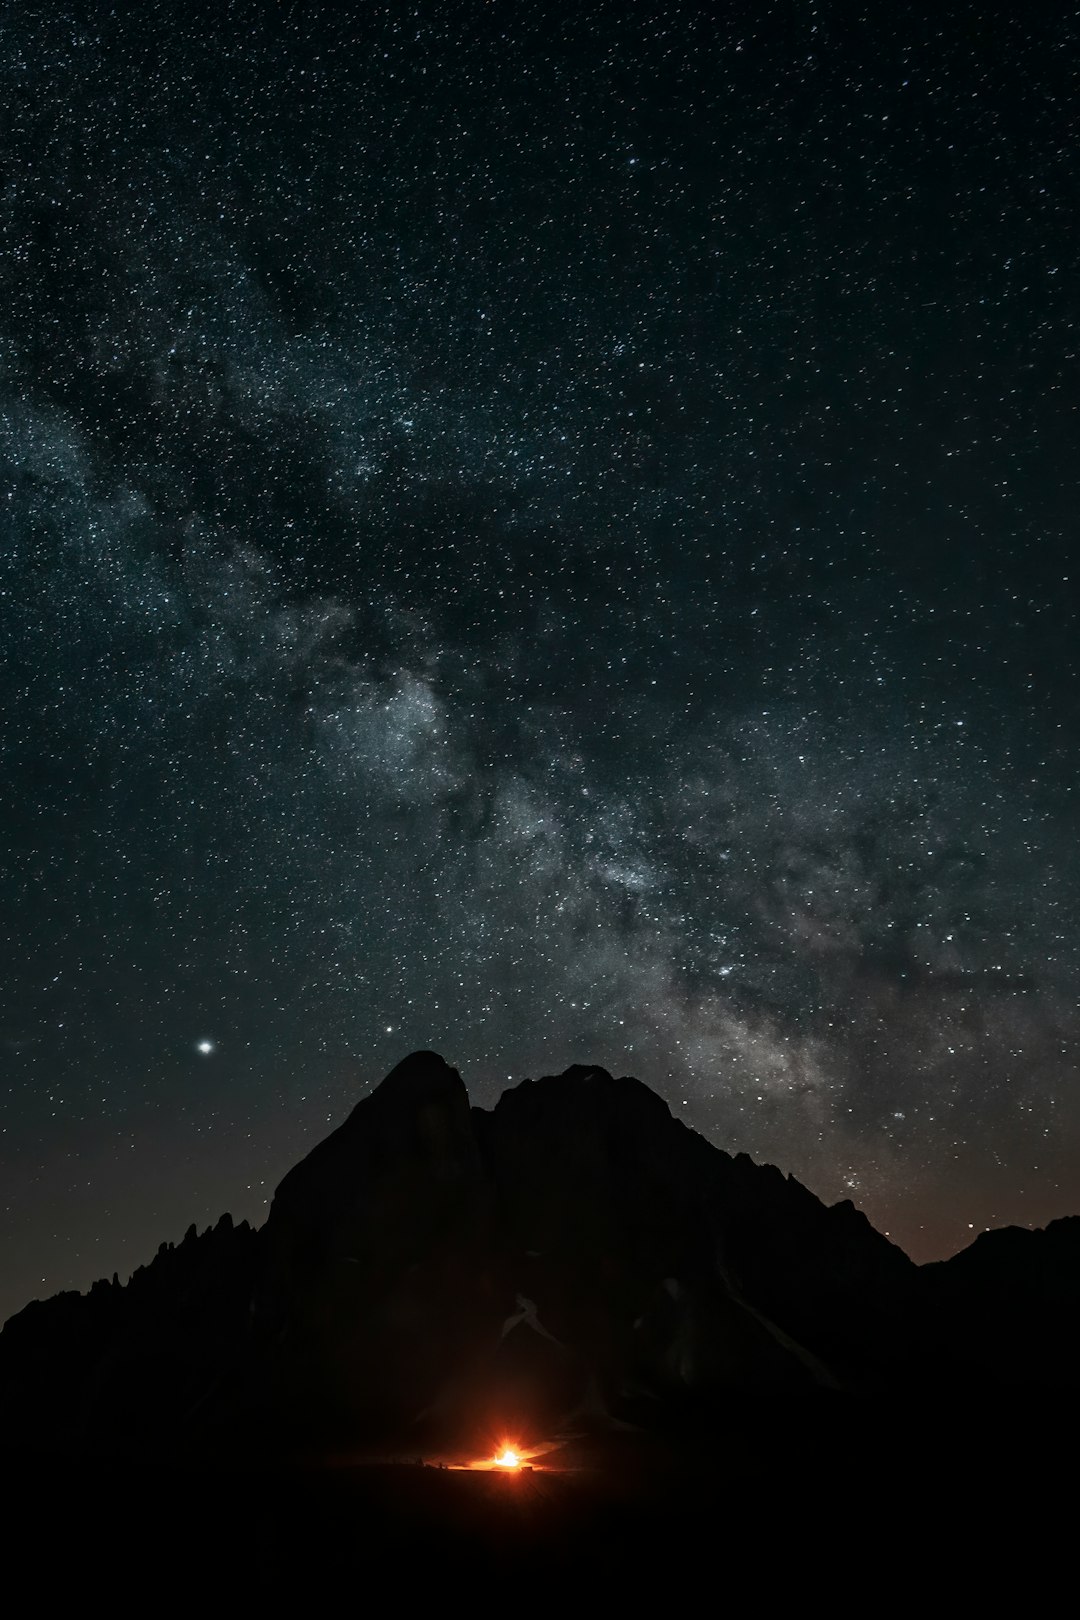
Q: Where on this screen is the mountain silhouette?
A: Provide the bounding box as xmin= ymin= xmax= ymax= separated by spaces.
xmin=2 ymin=1051 xmax=1078 ymax=1463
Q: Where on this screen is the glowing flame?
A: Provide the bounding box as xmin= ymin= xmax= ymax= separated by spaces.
xmin=494 ymin=1448 xmax=520 ymax=1470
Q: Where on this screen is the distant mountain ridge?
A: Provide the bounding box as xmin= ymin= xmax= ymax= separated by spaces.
xmin=2 ymin=1051 xmax=1077 ymax=1454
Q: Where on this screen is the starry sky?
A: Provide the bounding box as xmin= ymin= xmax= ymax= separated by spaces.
xmin=2 ymin=0 xmax=1078 ymax=1324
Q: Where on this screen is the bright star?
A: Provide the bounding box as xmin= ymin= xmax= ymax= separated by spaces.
xmin=196 ymin=1040 xmax=215 ymax=1056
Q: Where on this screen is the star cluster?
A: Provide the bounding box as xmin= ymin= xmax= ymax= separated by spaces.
xmin=1 ymin=1 xmax=1077 ymax=1322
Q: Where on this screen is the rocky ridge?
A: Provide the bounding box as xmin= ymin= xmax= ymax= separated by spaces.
xmin=2 ymin=1051 xmax=1076 ymax=1454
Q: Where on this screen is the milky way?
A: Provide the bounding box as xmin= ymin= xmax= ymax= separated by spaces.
xmin=2 ymin=1 xmax=1078 ymax=1321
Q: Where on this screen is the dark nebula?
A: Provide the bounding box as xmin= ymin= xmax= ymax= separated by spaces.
xmin=1 ymin=1 xmax=1077 ymax=1324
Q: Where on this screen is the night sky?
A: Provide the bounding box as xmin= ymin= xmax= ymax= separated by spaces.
xmin=2 ymin=1 xmax=1078 ymax=1325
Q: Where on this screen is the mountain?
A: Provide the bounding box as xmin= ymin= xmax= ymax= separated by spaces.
xmin=919 ymin=1215 xmax=1080 ymax=1389
xmin=1 ymin=1051 xmax=1076 ymax=1461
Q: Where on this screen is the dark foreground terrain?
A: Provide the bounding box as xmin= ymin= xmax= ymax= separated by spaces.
xmin=8 ymin=1391 xmax=1076 ymax=1598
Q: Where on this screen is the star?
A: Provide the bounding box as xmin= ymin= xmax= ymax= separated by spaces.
xmin=196 ymin=1040 xmax=215 ymax=1057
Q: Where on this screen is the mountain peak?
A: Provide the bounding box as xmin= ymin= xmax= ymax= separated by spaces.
xmin=365 ymin=1048 xmax=465 ymax=1110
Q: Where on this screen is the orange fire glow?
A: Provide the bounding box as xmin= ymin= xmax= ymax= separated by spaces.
xmin=449 ymin=1438 xmax=550 ymax=1472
